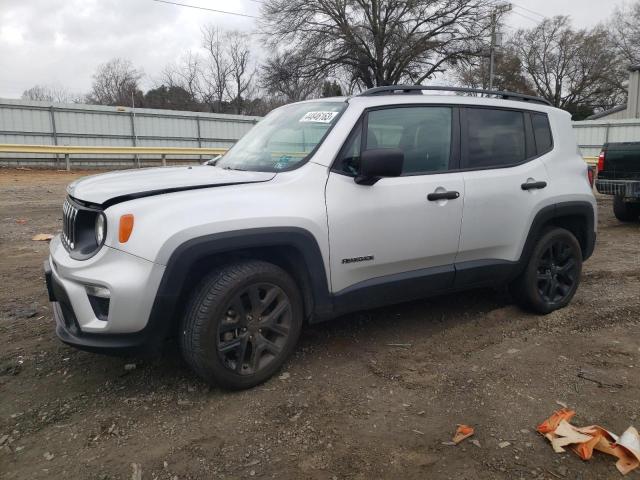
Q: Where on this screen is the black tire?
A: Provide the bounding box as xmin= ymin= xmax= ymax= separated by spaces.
xmin=613 ymin=195 xmax=640 ymax=222
xmin=511 ymin=227 xmax=582 ymax=314
xmin=180 ymin=260 xmax=303 ymax=390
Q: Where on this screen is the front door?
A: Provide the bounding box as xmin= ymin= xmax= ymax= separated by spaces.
xmin=325 ymin=105 xmax=464 ymax=303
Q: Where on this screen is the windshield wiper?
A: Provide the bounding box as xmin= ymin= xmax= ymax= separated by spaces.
xmin=221 ymin=166 xmax=247 ymax=171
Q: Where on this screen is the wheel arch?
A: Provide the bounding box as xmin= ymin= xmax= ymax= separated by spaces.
xmin=519 ymin=201 xmax=596 ymax=271
xmin=146 ymin=227 xmax=332 ymax=341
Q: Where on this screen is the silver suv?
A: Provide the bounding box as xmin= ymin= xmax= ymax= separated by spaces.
xmin=45 ymin=86 xmax=597 ymax=389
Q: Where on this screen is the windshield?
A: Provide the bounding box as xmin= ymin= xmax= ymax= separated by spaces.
xmin=215 ymin=101 xmax=346 ymax=172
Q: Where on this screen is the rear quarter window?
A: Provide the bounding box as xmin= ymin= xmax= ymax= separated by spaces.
xmin=531 ymin=113 xmax=553 ymax=154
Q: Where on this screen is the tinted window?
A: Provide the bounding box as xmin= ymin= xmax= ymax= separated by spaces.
xmin=336 ymin=107 xmax=452 ymax=175
xmin=465 ymin=108 xmax=526 ymax=168
xmin=532 ymin=113 xmax=553 ymax=154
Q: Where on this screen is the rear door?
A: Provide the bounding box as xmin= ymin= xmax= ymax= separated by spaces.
xmin=455 ymin=107 xmax=551 ymax=286
xmin=325 ymin=105 xmax=464 ymax=298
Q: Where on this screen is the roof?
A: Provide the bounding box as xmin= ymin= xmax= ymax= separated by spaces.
xmin=355 ymin=85 xmax=552 ymax=106
xmin=586 ymin=105 xmax=626 ymax=120
xmin=346 ymin=92 xmax=557 ymax=115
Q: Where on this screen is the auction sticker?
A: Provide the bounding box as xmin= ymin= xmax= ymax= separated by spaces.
xmin=299 ymin=111 xmax=339 ymax=123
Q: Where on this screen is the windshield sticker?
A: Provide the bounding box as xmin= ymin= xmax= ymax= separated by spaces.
xmin=299 ymin=111 xmax=339 ymax=123
xmin=274 ymin=156 xmax=292 ymax=170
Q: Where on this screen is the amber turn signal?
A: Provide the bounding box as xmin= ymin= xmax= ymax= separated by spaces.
xmin=119 ymin=214 xmax=134 ymax=243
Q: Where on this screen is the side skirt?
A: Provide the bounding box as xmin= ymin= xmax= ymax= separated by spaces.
xmin=322 ymin=260 xmax=519 ymax=321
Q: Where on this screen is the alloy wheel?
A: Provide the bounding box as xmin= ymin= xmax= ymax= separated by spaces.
xmin=536 ymin=240 xmax=578 ymax=304
xmin=216 ymin=283 xmax=292 ymax=375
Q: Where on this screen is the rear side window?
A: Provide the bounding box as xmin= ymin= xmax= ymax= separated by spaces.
xmin=531 ymin=113 xmax=553 ymax=154
xmin=464 ymin=108 xmax=526 ymax=168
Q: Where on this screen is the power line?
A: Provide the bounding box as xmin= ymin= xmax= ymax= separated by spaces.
xmin=150 ymin=0 xmax=258 ymax=18
xmin=511 ymin=3 xmax=546 ymax=19
xmin=511 ymin=9 xmax=542 ymax=24
xmin=488 ymin=0 xmax=546 ymax=19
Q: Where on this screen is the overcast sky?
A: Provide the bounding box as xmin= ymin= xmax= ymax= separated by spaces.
xmin=0 ymin=0 xmax=628 ymax=99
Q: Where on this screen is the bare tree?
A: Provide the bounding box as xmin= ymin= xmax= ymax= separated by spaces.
xmin=610 ymin=1 xmax=640 ymax=65
xmin=88 ymin=58 xmax=144 ymax=106
xmin=226 ymin=31 xmax=255 ymax=114
xmin=456 ymin=47 xmax=535 ymax=94
xmin=512 ymin=17 xmax=625 ymax=115
xmin=261 ymin=51 xmax=322 ymax=101
xmin=161 ymin=51 xmax=203 ymax=104
xmin=159 ymin=29 xmax=260 ymax=114
xmin=201 ymin=25 xmax=231 ymax=112
xmin=260 ymin=0 xmax=495 ymax=89
xmin=21 ymin=84 xmax=82 ymax=103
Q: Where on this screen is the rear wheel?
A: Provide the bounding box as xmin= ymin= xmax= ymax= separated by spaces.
xmin=180 ymin=260 xmax=303 ymax=390
xmin=511 ymin=228 xmax=582 ymax=314
xmin=613 ymin=195 xmax=640 ymax=222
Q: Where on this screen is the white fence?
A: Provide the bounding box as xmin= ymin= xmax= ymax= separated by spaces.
xmin=0 ymin=98 xmax=260 ymax=168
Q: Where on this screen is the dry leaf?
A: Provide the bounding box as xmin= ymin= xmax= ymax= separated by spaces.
xmin=452 ymin=424 xmax=474 ymax=444
xmin=32 ymin=233 xmax=54 ymax=241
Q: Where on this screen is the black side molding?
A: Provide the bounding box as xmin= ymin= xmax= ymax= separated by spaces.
xmin=332 ymin=265 xmax=455 ymax=316
xmin=519 ymin=201 xmax=596 ymax=265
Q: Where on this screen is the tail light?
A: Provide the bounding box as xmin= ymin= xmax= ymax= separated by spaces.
xmin=597 ymin=151 xmax=605 ymax=173
xmin=587 ymin=166 xmax=594 ymax=187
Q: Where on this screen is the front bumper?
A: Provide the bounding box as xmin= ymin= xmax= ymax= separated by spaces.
xmin=595 ymin=179 xmax=640 ymax=198
xmin=45 ymin=235 xmax=166 ymax=353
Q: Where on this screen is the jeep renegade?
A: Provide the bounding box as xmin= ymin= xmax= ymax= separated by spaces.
xmin=44 ymin=86 xmax=597 ymax=389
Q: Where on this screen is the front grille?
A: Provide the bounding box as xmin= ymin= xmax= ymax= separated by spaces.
xmin=62 ymin=199 xmax=79 ymax=250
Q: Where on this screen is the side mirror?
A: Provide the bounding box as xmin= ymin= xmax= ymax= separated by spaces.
xmin=355 ymin=148 xmax=404 ymax=185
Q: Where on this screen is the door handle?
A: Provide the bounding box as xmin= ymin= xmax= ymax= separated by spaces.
xmin=427 ymin=190 xmax=460 ymax=201
xmin=521 ymin=181 xmax=547 ymax=190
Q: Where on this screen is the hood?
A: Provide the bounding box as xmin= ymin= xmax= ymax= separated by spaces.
xmin=66 ymin=166 xmax=276 ymax=206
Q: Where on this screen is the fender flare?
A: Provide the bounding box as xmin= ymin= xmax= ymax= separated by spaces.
xmin=144 ymin=227 xmax=332 ymax=340
xmin=518 ymin=201 xmax=596 ymax=268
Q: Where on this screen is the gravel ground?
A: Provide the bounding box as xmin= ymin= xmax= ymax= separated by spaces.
xmin=1 ymin=167 xmax=639 ymax=480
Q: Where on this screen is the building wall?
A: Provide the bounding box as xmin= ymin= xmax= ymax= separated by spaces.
xmin=0 ymin=98 xmax=261 ymax=168
xmin=573 ymin=118 xmax=640 ymax=158
xmin=591 ymin=108 xmax=629 ymax=121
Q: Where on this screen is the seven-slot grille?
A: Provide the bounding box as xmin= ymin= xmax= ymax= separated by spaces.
xmin=62 ymin=199 xmax=79 ymax=250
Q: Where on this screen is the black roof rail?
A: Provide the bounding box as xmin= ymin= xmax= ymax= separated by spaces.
xmin=356 ymin=85 xmax=552 ymax=106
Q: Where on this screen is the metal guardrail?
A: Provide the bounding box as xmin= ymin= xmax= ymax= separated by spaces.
xmin=0 ymin=144 xmax=229 ymax=170
xmin=0 ymin=143 xmax=599 ymax=170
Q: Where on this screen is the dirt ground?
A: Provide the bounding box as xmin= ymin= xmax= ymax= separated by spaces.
xmin=1 ymin=167 xmax=639 ymax=480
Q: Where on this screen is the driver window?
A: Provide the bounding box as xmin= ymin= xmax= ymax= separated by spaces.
xmin=335 ymin=107 xmax=452 ymax=176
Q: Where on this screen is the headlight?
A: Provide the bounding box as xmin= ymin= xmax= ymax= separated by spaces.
xmin=95 ymin=213 xmax=106 ymax=246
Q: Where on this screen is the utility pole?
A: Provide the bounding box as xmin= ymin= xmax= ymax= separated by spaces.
xmin=131 ymin=91 xmax=140 ymax=168
xmin=489 ymin=3 xmax=512 ymax=91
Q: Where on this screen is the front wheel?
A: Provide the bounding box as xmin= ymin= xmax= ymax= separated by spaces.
xmin=180 ymin=260 xmax=303 ymax=390
xmin=511 ymin=228 xmax=582 ymax=314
